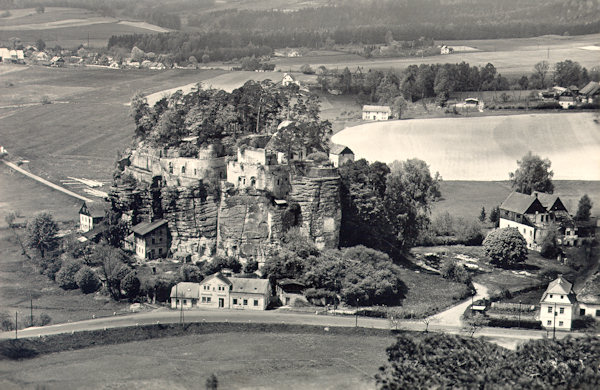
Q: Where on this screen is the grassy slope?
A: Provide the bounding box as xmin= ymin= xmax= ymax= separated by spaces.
xmin=0 ymin=331 xmax=393 ymax=389
xmin=332 ymin=112 xmax=600 ymax=181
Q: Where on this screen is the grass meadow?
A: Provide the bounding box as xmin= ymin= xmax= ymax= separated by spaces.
xmin=0 ymin=328 xmax=394 ymax=389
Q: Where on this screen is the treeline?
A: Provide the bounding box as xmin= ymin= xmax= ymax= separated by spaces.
xmin=186 ymin=0 xmax=600 ymax=39
xmin=317 ymin=59 xmax=598 ymax=109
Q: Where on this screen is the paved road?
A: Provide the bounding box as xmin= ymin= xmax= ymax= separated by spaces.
xmin=1 ymin=306 xmax=583 ymax=350
xmin=429 ymin=282 xmax=489 ymax=327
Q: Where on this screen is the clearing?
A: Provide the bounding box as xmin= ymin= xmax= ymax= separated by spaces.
xmin=0 ymin=331 xmax=393 ymax=389
xmin=332 ymin=112 xmax=600 ymax=181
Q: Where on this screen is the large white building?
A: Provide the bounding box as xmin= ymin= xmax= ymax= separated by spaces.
xmin=539 ymin=275 xmax=577 ymax=331
xmin=362 ymin=105 xmax=391 ymax=121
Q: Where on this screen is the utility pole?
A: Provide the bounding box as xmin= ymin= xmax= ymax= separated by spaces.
xmin=15 ymin=311 xmax=17 ymax=339
xmin=553 ymin=302 xmax=557 ymax=340
xmin=518 ymin=301 xmax=521 ymax=329
xmin=30 ymin=298 xmax=33 ymax=326
xmin=355 ymin=298 xmax=359 ymax=327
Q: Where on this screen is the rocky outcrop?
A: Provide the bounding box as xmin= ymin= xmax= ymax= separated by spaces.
xmin=161 ymin=185 xmax=219 ymax=260
xmin=288 ymin=174 xmax=341 ymax=249
xmin=216 ymin=188 xmax=284 ymax=264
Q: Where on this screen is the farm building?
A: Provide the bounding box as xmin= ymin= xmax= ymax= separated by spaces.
xmin=282 ymin=73 xmax=300 ymax=87
xmin=0 ymin=48 xmax=24 ymax=64
xmin=580 ymin=81 xmax=600 ymax=103
xmin=79 ymin=201 xmax=106 ymax=233
xmin=328 ymin=144 xmax=355 ymax=167
xmin=540 ymin=275 xmax=577 ymax=331
xmin=131 ymin=219 xmax=169 ymax=260
xmin=362 ymin=105 xmax=391 ymax=120
xmin=170 ymin=273 xmax=271 ymax=310
xmin=440 ymin=45 xmax=454 ymax=54
xmin=499 ymin=191 xmax=577 ymax=251
xmin=576 ymin=273 xmax=600 ymax=320
xmin=50 ymin=56 xmax=65 ymax=67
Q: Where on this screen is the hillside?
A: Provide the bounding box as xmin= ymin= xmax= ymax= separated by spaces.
xmin=332 ymin=112 xmax=600 ymax=181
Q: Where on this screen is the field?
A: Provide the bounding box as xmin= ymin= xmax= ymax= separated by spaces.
xmin=0 ymin=330 xmax=393 ymax=389
xmin=332 ymin=112 xmax=600 ymax=181
xmin=0 ymin=7 xmax=169 ymax=48
xmin=273 ymin=33 xmax=600 ymax=76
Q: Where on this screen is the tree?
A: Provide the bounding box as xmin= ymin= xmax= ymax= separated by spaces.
xmin=243 ymin=259 xmax=259 ymax=274
xmin=479 ymin=206 xmax=486 ymax=222
xmin=102 ymin=210 xmax=128 ymax=247
xmin=533 ymin=61 xmax=550 ymax=89
xmin=205 ymin=255 xmax=242 ymax=275
xmin=509 ymin=151 xmax=554 ymax=195
xmin=122 ymin=271 xmax=141 ymax=301
xmin=75 ymin=266 xmax=100 ymax=294
xmin=177 ymin=264 xmax=203 ymax=283
xmin=518 ymin=75 xmax=529 ymax=90
xmin=56 ymin=260 xmax=83 ymax=290
xmin=433 ymin=67 xmax=452 ymax=105
xmin=554 ymin=60 xmax=583 ymax=87
xmin=483 ymin=227 xmax=528 ymax=267
xmin=489 ymin=206 xmax=500 ymax=227
xmin=575 ymin=194 xmax=593 ymax=221
xmin=540 ymin=229 xmax=560 ymax=259
xmin=26 ymin=212 xmax=59 ymax=258
xmin=201 ymin=54 xmax=210 ymax=63
xmin=35 ymin=5 xmax=45 ymax=13
xmin=98 ymin=247 xmax=130 ymax=300
xmin=206 ymin=374 xmax=218 ymax=390
xmin=35 ymin=38 xmax=46 ymax=52
xmin=131 ymin=46 xmax=145 ymax=62
xmin=300 ymin=64 xmax=314 ymax=74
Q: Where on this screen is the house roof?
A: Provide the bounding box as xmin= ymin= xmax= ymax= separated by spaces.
xmin=500 ymin=192 xmax=544 ymax=214
xmin=82 ymin=224 xmax=106 ymax=239
xmin=577 ymin=273 xmax=600 ymax=304
xmin=329 ymin=144 xmax=354 ymax=155
xmin=580 ymin=81 xmax=600 ymax=96
xmin=362 ymin=105 xmax=391 ymax=113
xmin=229 ymin=277 xmax=270 ymax=295
xmin=532 ymin=192 xmax=568 ymax=213
xmin=200 ymin=272 xmax=233 ymax=286
xmin=170 ymin=282 xmax=200 ymax=299
xmin=79 ymin=201 xmax=106 ymax=218
xmin=131 ymin=219 xmax=168 ymax=236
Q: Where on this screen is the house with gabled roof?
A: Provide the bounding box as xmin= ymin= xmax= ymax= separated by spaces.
xmin=362 ymin=105 xmax=391 ymax=120
xmin=170 ymin=272 xmax=271 ymax=310
xmin=576 ymin=273 xmax=600 ymax=321
xmin=540 ymin=275 xmax=577 ymax=331
xmin=79 ymin=201 xmax=106 ymax=233
xmin=131 ymin=219 xmax=169 ymax=260
xmin=579 ymin=81 xmax=600 ymax=104
xmin=328 ymin=144 xmax=354 ymax=167
xmin=499 ymin=191 xmax=577 ymax=251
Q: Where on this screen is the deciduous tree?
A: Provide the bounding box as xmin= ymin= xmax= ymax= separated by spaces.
xmin=26 ymin=212 xmax=58 ymax=258
xmin=509 ymin=151 xmax=554 ymax=195
xmin=483 ymin=227 xmax=528 ymax=267
xmin=575 ymin=194 xmax=593 ymax=221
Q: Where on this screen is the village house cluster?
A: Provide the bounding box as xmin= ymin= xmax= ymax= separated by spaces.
xmin=539 ymin=81 xmax=600 ymax=108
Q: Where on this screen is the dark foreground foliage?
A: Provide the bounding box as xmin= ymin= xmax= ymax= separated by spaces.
xmin=377 ymin=333 xmax=600 ymax=389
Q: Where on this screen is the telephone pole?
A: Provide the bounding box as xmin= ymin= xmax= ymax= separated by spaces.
xmin=15 ymin=311 xmax=18 ymax=339
xmin=30 ymin=298 xmax=33 ymax=326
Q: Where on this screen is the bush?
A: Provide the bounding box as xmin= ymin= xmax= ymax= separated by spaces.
xmin=534 ymin=101 xmax=561 ymax=110
xmin=36 ymin=255 xmax=62 ymax=280
xmin=486 ymin=317 xmax=541 ymax=329
xmin=177 ymin=264 xmax=203 ymax=283
xmin=304 ymin=288 xmax=337 ymax=306
xmin=483 ymin=227 xmax=527 ymax=267
xmin=306 ymin=151 xmax=329 ymax=163
xmin=440 ymin=260 xmax=471 ymax=284
xmin=540 ymin=230 xmax=560 ymax=259
xmin=75 ymin=266 xmax=100 ymax=294
xmin=56 ymin=260 xmax=83 ymax=290
xmin=0 ymin=312 xmax=14 ymax=331
xmin=39 ymin=313 xmax=52 ymax=326
xmin=40 ymin=96 xmax=52 ymax=105
xmin=122 ymin=272 xmax=141 ymax=301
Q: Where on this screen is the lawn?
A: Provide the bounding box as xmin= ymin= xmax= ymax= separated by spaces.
xmin=0 ymin=331 xmax=394 ymax=389
xmin=332 ymin=112 xmax=600 ymax=181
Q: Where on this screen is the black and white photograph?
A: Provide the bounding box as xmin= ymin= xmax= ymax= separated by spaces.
xmin=0 ymin=0 xmax=599 ymax=388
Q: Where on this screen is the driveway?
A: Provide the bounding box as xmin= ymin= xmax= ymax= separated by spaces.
xmin=427 ymin=282 xmax=489 ymax=327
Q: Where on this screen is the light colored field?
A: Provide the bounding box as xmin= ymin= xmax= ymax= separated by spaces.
xmin=332 ymin=112 xmax=600 ymax=181
xmin=0 ymin=332 xmax=393 ymax=389
xmin=274 ymin=33 xmax=600 ymax=75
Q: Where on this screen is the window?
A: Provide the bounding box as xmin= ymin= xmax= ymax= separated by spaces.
xmin=159 ymin=248 xmax=162 ymax=254
xmin=194 ymin=169 xmax=197 ymax=176
xmin=559 ymin=321 xmax=564 ymax=326
xmin=243 ymin=299 xmax=248 ymax=306
xmin=550 ymin=294 xmax=553 ymax=298
xmin=547 ymin=320 xmax=552 ymax=325
xmin=559 ymin=307 xmax=564 ymax=314
xmin=548 ymin=306 xmax=553 ymax=313
xmin=183 ymin=299 xmax=187 ymax=305
xmin=201 ymin=297 xmax=206 ymax=303
xmin=254 ymin=299 xmax=258 ymax=306
xmin=233 ymin=298 xmax=238 ymax=305
xmin=580 ymin=309 xmax=586 ymax=315
xmin=152 ymin=238 xmax=155 ymax=244
xmin=560 ymin=295 xmax=564 ymax=299
xmin=181 ymin=166 xmax=186 ymax=174
xmin=169 ymin=162 xmax=173 ymax=174
xmin=596 ymin=309 xmax=600 ymax=317
xmin=206 ymin=297 xmax=211 ymax=303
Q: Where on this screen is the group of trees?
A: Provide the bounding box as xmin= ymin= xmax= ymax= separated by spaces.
xmin=262 ymin=230 xmax=406 ymax=307
xmin=130 ymin=81 xmax=330 ymax=158
xmin=338 ymin=158 xmax=441 ymax=259
xmin=377 ymin=333 xmax=600 ymax=389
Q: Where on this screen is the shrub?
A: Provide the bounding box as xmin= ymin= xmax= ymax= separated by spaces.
xmin=534 ymin=101 xmax=561 ymax=110
xmin=483 ymin=227 xmax=527 ymax=267
xmin=540 ymin=230 xmax=560 ymax=259
xmin=306 ymin=151 xmax=329 ymax=163
xmin=440 ymin=260 xmax=471 ymax=284
xmin=0 ymin=312 xmax=14 ymax=331
xmin=39 ymin=313 xmax=52 ymax=326
xmin=177 ymin=264 xmax=203 ymax=283
xmin=122 ymin=272 xmax=141 ymax=301
xmin=304 ymin=288 xmax=337 ymax=306
xmin=56 ymin=260 xmax=83 ymax=290
xmin=75 ymin=266 xmax=100 ymax=294
xmin=40 ymin=96 xmax=52 ymax=105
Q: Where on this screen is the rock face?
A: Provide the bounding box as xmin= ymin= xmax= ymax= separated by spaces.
xmin=288 ymin=174 xmax=341 ymax=249
xmin=216 ymin=188 xmax=284 ymax=264
xmin=161 ymin=185 xmax=219 ymax=260
xmin=111 ymin=143 xmax=343 ymax=262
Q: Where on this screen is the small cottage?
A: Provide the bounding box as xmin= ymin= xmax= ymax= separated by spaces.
xmin=276 ymin=279 xmax=307 ymax=306
xmin=79 ymin=201 xmax=105 ymax=233
xmin=362 ymin=105 xmax=391 ymax=121
xmin=328 ymin=144 xmax=355 ymax=167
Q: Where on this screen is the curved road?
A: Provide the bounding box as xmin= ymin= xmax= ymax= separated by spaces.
xmin=429 ymin=282 xmax=489 ymax=327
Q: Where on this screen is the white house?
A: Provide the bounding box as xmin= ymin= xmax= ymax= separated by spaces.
xmin=282 ymin=73 xmax=300 ymax=87
xmin=79 ymin=201 xmax=105 ymax=233
xmin=171 ymin=272 xmax=271 ymax=310
xmin=131 ymin=219 xmax=169 ymax=260
xmin=170 ymin=282 xmax=201 ymax=309
xmin=328 ymin=144 xmax=355 ymax=167
xmin=539 ymin=275 xmax=576 ymax=331
xmin=576 ymin=273 xmax=600 ymax=320
xmin=440 ymin=45 xmax=454 ymax=54
xmin=499 ymin=191 xmax=572 ymax=251
xmin=362 ymin=105 xmax=391 ymax=120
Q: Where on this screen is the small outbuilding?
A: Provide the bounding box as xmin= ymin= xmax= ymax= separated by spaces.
xmin=328 ymin=144 xmax=355 ymax=167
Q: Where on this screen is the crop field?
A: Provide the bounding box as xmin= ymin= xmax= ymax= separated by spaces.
xmin=0 ymin=7 xmax=169 ymax=48
xmin=273 ymin=33 xmax=600 ymax=75
xmin=0 ymin=331 xmax=392 ymax=389
xmin=332 ymin=112 xmax=600 ymax=181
